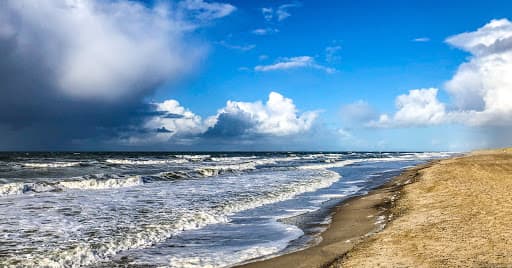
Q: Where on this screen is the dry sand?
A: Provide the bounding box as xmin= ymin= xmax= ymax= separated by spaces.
xmin=336 ymin=149 xmax=512 ymax=267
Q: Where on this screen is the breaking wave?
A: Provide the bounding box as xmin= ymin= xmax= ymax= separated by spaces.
xmin=298 ymin=159 xmax=361 ymax=170
xmin=23 ymin=162 xmax=81 ymax=168
xmin=194 ymin=162 xmax=258 ymax=177
xmin=58 ymin=176 xmax=143 ymax=190
xmin=105 ymin=159 xmax=188 ymax=165
xmin=0 ymin=176 xmax=143 ymax=197
xmin=11 ymin=170 xmax=341 ymax=267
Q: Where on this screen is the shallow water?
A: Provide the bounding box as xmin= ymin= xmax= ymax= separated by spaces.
xmin=0 ymin=152 xmax=452 ymax=267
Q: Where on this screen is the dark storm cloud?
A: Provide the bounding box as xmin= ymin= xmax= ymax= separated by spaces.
xmin=156 ymin=127 xmax=173 ymax=133
xmin=0 ymin=0 xmax=234 ymax=150
xmin=162 ymin=113 xmax=186 ymax=119
xmin=0 ymin=1 xmax=322 ymax=151
xmin=203 ymin=112 xmax=256 ymax=138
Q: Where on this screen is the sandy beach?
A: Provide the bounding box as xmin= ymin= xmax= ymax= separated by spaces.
xmin=336 ymin=148 xmax=512 ymax=267
xmin=238 ymin=162 xmax=434 ymax=268
xmin=241 ymin=148 xmax=512 ymax=267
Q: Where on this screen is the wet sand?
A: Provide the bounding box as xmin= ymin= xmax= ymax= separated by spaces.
xmin=237 ymin=162 xmax=433 ymax=268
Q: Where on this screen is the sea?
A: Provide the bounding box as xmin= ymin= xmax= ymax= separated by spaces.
xmin=0 ymin=152 xmax=453 ymax=267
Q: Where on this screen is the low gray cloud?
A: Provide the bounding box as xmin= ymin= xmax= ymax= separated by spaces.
xmin=203 ymin=112 xmax=256 ymax=138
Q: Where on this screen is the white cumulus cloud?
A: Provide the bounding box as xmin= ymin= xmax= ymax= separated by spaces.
xmin=132 ymin=92 xmax=319 ymax=144
xmin=370 ymin=88 xmax=446 ymax=127
xmin=148 ymin=100 xmax=206 ymax=136
xmin=207 ymin=92 xmax=319 ymax=136
xmin=444 ymin=18 xmax=512 ymax=126
xmin=369 ymin=18 xmax=512 ymax=128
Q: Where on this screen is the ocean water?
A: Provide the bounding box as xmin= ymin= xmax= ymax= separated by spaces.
xmin=0 ymin=152 xmax=453 ymax=267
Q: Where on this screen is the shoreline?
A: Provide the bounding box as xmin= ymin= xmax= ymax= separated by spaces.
xmin=236 ymin=161 xmax=437 ymax=268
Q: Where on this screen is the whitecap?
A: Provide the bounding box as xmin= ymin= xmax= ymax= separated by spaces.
xmin=23 ymin=162 xmax=80 ymax=168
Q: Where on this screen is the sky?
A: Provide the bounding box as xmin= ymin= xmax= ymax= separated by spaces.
xmin=0 ymin=0 xmax=512 ymax=151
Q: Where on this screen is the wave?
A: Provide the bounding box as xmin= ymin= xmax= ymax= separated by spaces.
xmin=167 ymin=239 xmax=299 ymax=268
xmin=209 ymin=156 xmax=257 ymax=162
xmin=105 ymin=159 xmax=187 ymax=165
xmin=298 ymin=153 xmax=454 ymax=171
xmin=0 ymin=181 xmax=61 ymax=196
xmin=217 ymin=170 xmax=341 ymax=215
xmin=0 ymin=182 xmax=37 ymax=196
xmin=174 ymin=155 xmax=211 ymax=161
xmin=405 ymin=152 xmax=454 ymax=159
xmin=23 ymin=162 xmax=81 ymax=168
xmin=362 ymin=153 xmax=451 ymax=163
xmin=298 ymin=159 xmax=361 ymax=170
xmin=154 ymin=164 xmax=260 ymax=180
xmin=0 ymin=176 xmax=143 ymax=197
xmin=25 ymin=211 xmax=229 ymax=268
xmin=194 ymin=162 xmax=258 ymax=177
xmin=253 ymin=158 xmax=283 ymax=166
xmin=13 ymin=170 xmax=341 ymax=267
xmin=157 ymin=171 xmax=192 ymax=180
xmin=58 ymin=176 xmax=143 ymax=190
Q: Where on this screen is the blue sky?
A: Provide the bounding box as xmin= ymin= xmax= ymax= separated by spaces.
xmin=153 ymin=0 xmax=512 ymax=151
xmin=1 ymin=0 xmax=512 ymax=151
xmin=164 ymin=0 xmax=499 ymax=107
